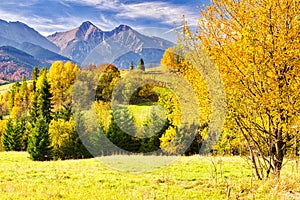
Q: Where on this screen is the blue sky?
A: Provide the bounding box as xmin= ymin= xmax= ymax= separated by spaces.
xmin=0 ymin=0 xmax=209 ymax=42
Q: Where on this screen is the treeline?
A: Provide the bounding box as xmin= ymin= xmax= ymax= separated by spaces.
xmin=0 ymin=60 xmax=204 ymax=160
xmin=72 ymin=63 xmax=202 ymax=156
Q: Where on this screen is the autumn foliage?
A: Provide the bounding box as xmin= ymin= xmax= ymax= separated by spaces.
xmin=194 ymin=0 xmax=300 ymax=178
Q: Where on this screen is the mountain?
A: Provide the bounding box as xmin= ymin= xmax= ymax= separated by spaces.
xmin=0 ymin=19 xmax=59 ymax=53
xmin=82 ymin=25 xmax=173 ymax=67
xmin=19 ymin=42 xmax=72 ymax=64
xmin=0 ymin=44 xmax=72 ymax=81
xmin=47 ymin=21 xmax=108 ymax=63
xmin=113 ymin=48 xmax=165 ymax=69
xmin=48 ymin=22 xmax=174 ymax=67
xmin=0 ymin=19 xmax=74 ymax=80
xmin=0 ymin=19 xmax=174 ymax=81
xmin=0 ymin=46 xmax=43 ymax=81
xmin=0 ymin=35 xmax=19 ymax=47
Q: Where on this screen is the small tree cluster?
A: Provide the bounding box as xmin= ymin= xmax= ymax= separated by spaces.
xmin=1 ymin=118 xmax=26 ymax=151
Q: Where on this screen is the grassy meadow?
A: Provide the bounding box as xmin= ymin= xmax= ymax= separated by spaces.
xmin=0 ymin=80 xmax=33 ymax=95
xmin=0 ymin=82 xmax=14 ymax=95
xmin=1 ymin=152 xmax=300 ymax=199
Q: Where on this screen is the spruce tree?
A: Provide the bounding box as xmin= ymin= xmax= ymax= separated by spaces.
xmin=137 ymin=58 xmax=145 ymax=71
xmin=20 ymin=75 xmax=28 ymax=101
xmin=8 ymin=82 xmax=20 ymax=109
xmin=37 ymin=71 xmax=53 ymax=123
xmin=29 ymin=92 xmax=38 ymax=126
xmin=17 ymin=118 xmax=27 ymax=151
xmin=2 ymin=119 xmax=22 ymax=151
xmin=29 ymin=67 xmax=39 ymax=126
xmin=27 ymin=69 xmax=53 ymax=161
xmin=2 ymin=119 xmax=14 ymax=151
xmin=140 ymin=107 xmax=169 ymax=153
xmin=27 ymin=117 xmax=52 ymax=161
xmin=31 ymin=66 xmax=39 ymax=92
xmin=130 ymin=61 xmax=134 ymax=70
xmin=107 ymin=107 xmax=140 ymax=153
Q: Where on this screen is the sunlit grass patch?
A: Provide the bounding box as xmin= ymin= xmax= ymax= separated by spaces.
xmin=1 ymin=152 xmax=300 ymax=199
xmin=96 ymin=154 xmax=180 ymax=173
xmin=128 ymin=103 xmax=158 ymax=126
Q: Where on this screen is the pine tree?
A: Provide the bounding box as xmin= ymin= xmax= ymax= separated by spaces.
xmin=130 ymin=61 xmax=134 ymax=70
xmin=2 ymin=119 xmax=22 ymax=151
xmin=137 ymin=58 xmax=145 ymax=71
xmin=140 ymin=106 xmax=169 ymax=153
xmin=29 ymin=92 xmax=38 ymax=126
xmin=8 ymin=82 xmax=20 ymax=109
xmin=106 ymin=107 xmax=140 ymax=153
xmin=37 ymin=71 xmax=53 ymax=123
xmin=31 ymin=66 xmax=39 ymax=92
xmin=27 ymin=69 xmax=53 ymax=161
xmin=27 ymin=117 xmax=52 ymax=161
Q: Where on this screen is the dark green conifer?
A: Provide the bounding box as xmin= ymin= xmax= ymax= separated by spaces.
xmin=27 ymin=117 xmax=52 ymax=161
xmin=137 ymin=58 xmax=145 ymax=71
xmin=2 ymin=119 xmax=23 ymax=151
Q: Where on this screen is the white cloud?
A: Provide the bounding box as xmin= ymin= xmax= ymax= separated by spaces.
xmin=0 ymin=8 xmax=82 ymax=36
xmin=97 ymin=14 xmax=119 ymax=30
xmin=62 ymin=0 xmax=120 ymax=10
xmin=2 ymin=0 xmax=39 ymax=7
xmin=134 ymin=26 xmax=177 ymax=42
xmin=117 ymin=1 xmax=197 ymax=25
xmin=0 ymin=0 xmax=199 ymax=37
xmin=60 ymin=0 xmax=199 ymax=26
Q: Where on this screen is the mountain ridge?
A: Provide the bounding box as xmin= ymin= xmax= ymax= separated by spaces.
xmin=0 ymin=19 xmax=59 ymax=53
xmin=47 ymin=21 xmax=174 ymax=66
xmin=0 ymin=19 xmax=174 ymax=80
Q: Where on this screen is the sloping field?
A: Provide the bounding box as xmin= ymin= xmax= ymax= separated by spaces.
xmin=1 ymin=152 xmax=300 ymax=199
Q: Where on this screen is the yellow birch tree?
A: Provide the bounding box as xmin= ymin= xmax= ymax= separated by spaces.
xmin=197 ymin=0 xmax=300 ymax=178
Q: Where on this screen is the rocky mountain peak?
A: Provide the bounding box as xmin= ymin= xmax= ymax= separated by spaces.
xmin=113 ymin=24 xmax=133 ymax=33
xmin=79 ymin=21 xmax=100 ymax=32
xmin=76 ymin=21 xmax=103 ymax=41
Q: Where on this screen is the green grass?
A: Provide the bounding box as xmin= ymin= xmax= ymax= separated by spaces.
xmin=128 ymin=103 xmax=159 ymax=126
xmin=0 ymin=80 xmax=33 ymax=95
xmin=0 ymin=82 xmax=14 ymax=95
xmin=1 ymin=152 xmax=300 ymax=199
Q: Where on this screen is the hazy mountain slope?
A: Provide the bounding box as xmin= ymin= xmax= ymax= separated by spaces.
xmin=19 ymin=42 xmax=72 ymax=63
xmin=0 ymin=19 xmax=59 ymax=52
xmin=0 ymin=46 xmax=43 ymax=80
xmin=113 ymin=48 xmax=165 ymax=69
xmin=0 ymin=35 xmax=20 ymax=47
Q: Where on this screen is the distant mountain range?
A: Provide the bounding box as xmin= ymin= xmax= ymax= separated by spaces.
xmin=0 ymin=19 xmax=174 ymax=80
xmin=48 ymin=21 xmax=174 ymax=68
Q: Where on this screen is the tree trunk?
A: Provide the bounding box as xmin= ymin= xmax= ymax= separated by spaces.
xmin=273 ymin=140 xmax=285 ymax=178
